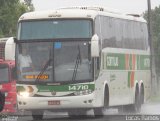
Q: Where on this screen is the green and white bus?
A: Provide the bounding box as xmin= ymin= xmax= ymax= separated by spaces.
xmin=15 ymin=7 xmax=151 ymax=119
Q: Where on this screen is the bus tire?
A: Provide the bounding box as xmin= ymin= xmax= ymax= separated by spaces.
xmin=68 ymin=109 xmax=87 ymax=118
xmin=94 ymin=86 xmax=109 ymax=117
xmin=127 ymin=85 xmax=141 ymax=113
xmin=0 ymin=92 xmax=5 ymax=112
xmin=32 ymin=110 xmax=44 ymax=120
xmin=140 ymin=84 xmax=144 ymax=105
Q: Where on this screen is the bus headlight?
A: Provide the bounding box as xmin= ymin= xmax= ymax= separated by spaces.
xmin=74 ymin=89 xmax=93 ymax=96
xmin=19 ymin=92 xmax=30 ymax=97
xmin=18 ymin=86 xmax=34 ymax=97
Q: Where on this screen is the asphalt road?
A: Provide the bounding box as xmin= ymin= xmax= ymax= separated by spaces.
xmin=16 ymin=115 xmax=127 ymax=121
xmin=1 ymin=103 xmax=160 ymax=121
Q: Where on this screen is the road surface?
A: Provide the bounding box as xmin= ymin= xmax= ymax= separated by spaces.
xmin=1 ymin=102 xmax=160 ymax=121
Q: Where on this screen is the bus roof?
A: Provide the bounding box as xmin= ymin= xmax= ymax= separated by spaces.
xmin=19 ymin=6 xmax=146 ymax=23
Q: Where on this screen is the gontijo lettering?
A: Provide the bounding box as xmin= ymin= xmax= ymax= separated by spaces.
xmin=107 ymin=56 xmax=119 ymax=67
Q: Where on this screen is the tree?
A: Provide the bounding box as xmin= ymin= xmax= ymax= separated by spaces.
xmin=0 ymin=0 xmax=34 ymax=37
xmin=23 ymin=0 xmax=35 ymax=11
xmin=143 ymin=5 xmax=160 ymax=76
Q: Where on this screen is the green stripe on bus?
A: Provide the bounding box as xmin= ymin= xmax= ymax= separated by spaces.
xmin=105 ymin=53 xmax=150 ymax=70
xmin=17 ymin=86 xmax=25 ymax=92
xmin=37 ymin=83 xmax=95 ymax=92
xmin=17 ymin=84 xmax=95 ymax=92
xmin=140 ymin=55 xmax=150 ymax=70
xmin=106 ymin=53 xmax=125 ymax=70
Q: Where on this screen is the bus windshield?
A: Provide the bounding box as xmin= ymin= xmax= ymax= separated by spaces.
xmin=17 ymin=41 xmax=92 ymax=83
xmin=0 ymin=64 xmax=9 ymax=83
xmin=18 ymin=19 xmax=92 ymax=40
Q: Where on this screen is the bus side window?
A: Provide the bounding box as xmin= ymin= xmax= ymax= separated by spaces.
xmin=11 ymin=67 xmax=17 ymax=80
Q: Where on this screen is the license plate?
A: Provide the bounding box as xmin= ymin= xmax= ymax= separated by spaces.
xmin=48 ymin=100 xmax=60 ymax=105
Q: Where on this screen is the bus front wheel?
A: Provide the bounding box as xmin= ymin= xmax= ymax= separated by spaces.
xmin=127 ymin=86 xmax=141 ymax=113
xmin=68 ymin=109 xmax=87 ymax=118
xmin=32 ymin=110 xmax=44 ymax=120
xmin=94 ymin=86 xmax=109 ymax=117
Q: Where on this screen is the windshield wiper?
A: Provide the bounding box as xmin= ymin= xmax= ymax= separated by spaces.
xmin=35 ymin=47 xmax=52 ymax=82
xmin=72 ymin=45 xmax=81 ymax=81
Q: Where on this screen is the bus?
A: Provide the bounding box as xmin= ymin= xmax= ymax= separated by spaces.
xmin=15 ymin=7 xmax=151 ymax=120
xmin=0 ymin=37 xmax=17 ymax=113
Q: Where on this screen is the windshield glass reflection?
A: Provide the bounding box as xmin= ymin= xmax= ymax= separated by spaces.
xmin=17 ymin=41 xmax=92 ymax=83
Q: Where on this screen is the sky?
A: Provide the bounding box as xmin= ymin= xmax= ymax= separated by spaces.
xmin=32 ymin=0 xmax=160 ymax=15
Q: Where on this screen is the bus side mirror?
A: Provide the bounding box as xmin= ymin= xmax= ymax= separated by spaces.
xmin=91 ymin=34 xmax=99 ymax=57
xmin=13 ymin=37 xmax=17 ymax=43
xmin=5 ymin=37 xmax=15 ymax=61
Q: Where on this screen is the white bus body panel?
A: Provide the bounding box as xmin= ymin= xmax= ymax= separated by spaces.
xmin=99 ymin=48 xmax=151 ymax=106
xmin=17 ymin=93 xmax=96 ymax=110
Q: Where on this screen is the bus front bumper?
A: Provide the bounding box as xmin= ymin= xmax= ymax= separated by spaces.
xmin=17 ymin=93 xmax=96 ymax=110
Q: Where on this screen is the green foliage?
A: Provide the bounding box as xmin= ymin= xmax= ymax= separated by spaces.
xmin=143 ymin=5 xmax=160 ymax=75
xmin=0 ymin=0 xmax=34 ymax=37
xmin=24 ymin=0 xmax=35 ymax=11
